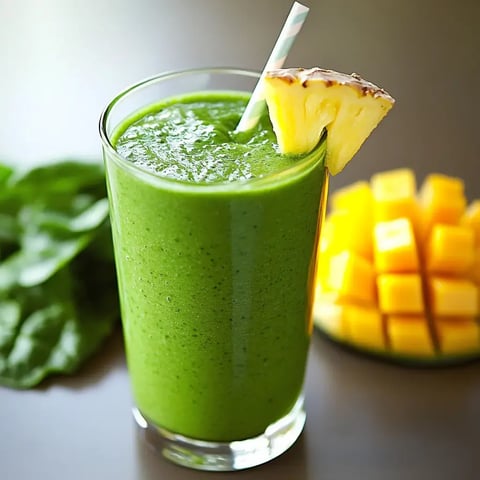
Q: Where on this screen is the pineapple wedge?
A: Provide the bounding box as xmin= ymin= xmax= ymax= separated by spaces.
xmin=264 ymin=68 xmax=395 ymax=175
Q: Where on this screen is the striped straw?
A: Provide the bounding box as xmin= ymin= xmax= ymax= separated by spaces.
xmin=235 ymin=1 xmax=310 ymax=133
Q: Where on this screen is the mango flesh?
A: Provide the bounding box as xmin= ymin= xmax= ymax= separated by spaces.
xmin=314 ymin=169 xmax=480 ymax=362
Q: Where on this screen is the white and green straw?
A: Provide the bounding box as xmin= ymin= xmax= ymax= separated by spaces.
xmin=235 ymin=1 xmax=310 ymax=133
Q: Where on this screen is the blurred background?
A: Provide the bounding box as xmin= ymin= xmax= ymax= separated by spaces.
xmin=0 ymin=0 xmax=479 ymax=195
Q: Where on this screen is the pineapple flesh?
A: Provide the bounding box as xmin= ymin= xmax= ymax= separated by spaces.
xmin=264 ymin=68 xmax=395 ymax=175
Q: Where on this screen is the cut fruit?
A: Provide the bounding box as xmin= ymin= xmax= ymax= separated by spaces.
xmin=331 ymin=181 xmax=372 ymax=212
xmin=462 ymin=200 xmax=480 ymax=245
xmin=427 ymin=278 xmax=478 ymax=317
xmin=344 ymin=305 xmax=385 ymax=352
xmin=326 ymin=182 xmax=373 ymax=259
xmin=387 ymin=315 xmax=435 ymax=357
xmin=314 ymin=169 xmax=480 ymax=366
xmin=435 ymin=318 xmax=480 ymax=355
xmin=371 ymin=169 xmax=419 ymax=229
xmin=426 ymin=224 xmax=475 ymax=274
xmin=419 ymin=174 xmax=466 ymax=239
xmin=321 ymin=210 xmax=372 ymax=260
xmin=324 ymin=251 xmax=376 ymax=304
xmin=373 ymin=218 xmax=419 ymax=273
xmin=264 ymin=68 xmax=395 ymax=175
xmin=377 ymin=274 xmax=424 ymax=314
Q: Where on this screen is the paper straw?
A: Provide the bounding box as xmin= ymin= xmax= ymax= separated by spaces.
xmin=235 ymin=1 xmax=310 ymax=133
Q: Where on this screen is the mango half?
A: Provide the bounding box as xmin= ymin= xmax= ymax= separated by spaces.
xmin=314 ymin=169 xmax=480 ymax=365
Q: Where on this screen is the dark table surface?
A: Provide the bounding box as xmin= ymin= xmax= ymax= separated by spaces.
xmin=2 ymin=329 xmax=480 ymax=480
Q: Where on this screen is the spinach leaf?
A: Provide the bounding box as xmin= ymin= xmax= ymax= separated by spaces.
xmin=0 ymin=160 xmax=119 ymax=389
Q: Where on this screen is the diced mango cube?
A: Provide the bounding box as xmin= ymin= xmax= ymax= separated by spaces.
xmin=325 ymin=251 xmax=376 ymax=304
xmin=419 ymin=174 xmax=466 ymax=237
xmin=344 ymin=305 xmax=385 ymax=351
xmin=469 ymin=248 xmax=480 ymax=284
xmin=331 ymin=181 xmax=372 ymax=212
xmin=313 ymin=295 xmax=349 ymax=340
xmin=371 ymin=169 xmax=418 ymax=227
xmin=327 ymin=182 xmax=373 ymax=259
xmin=434 ymin=317 xmax=480 ymax=355
xmin=321 ymin=211 xmax=358 ymax=252
xmin=387 ymin=315 xmax=435 ymax=356
xmin=322 ymin=208 xmax=372 ymax=260
xmin=428 ymin=277 xmax=478 ymax=316
xmin=462 ymin=200 xmax=480 ymax=246
xmin=426 ymin=224 xmax=474 ymax=274
xmin=377 ymin=274 xmax=424 ymax=314
xmin=373 ymin=218 xmax=419 ymax=273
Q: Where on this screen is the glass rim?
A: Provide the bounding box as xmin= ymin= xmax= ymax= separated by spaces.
xmin=99 ymin=67 xmax=326 ymax=193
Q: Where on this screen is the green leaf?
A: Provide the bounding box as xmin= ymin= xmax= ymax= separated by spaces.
xmin=29 ymin=198 xmax=110 ymax=233
xmin=0 ymin=301 xmax=21 ymax=352
xmin=0 ymin=264 xmax=118 ymax=388
xmin=0 ymin=163 xmax=13 ymax=186
xmin=0 ymin=213 xmax=20 ymax=244
xmin=9 ymin=161 xmax=106 ymax=199
xmin=0 ymin=159 xmax=119 ymax=389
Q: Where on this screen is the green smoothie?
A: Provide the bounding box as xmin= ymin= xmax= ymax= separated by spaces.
xmin=106 ymin=91 xmax=326 ymax=442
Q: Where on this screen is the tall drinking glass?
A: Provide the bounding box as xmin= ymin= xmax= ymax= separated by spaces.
xmin=99 ymin=68 xmax=328 ymax=471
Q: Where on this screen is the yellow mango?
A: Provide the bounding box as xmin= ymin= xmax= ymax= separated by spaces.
xmin=461 ymin=200 xmax=480 ymax=246
xmin=313 ymin=294 xmax=349 ymax=340
xmin=324 ymin=182 xmax=373 ymax=260
xmin=469 ymin=248 xmax=480 ymax=284
xmin=371 ymin=168 xmax=419 ymax=229
xmin=325 ymin=251 xmax=376 ymax=304
xmin=434 ymin=318 xmax=480 ymax=355
xmin=377 ymin=274 xmax=424 ymax=314
xmin=344 ymin=305 xmax=385 ymax=351
xmin=331 ymin=181 xmax=372 ymax=212
xmin=426 ymin=224 xmax=474 ymax=275
xmin=314 ymin=169 xmax=480 ymax=365
xmin=321 ymin=210 xmax=372 ymax=259
xmin=428 ymin=277 xmax=478 ymax=316
xmin=387 ymin=315 xmax=435 ymax=356
xmin=419 ymin=174 xmax=466 ymax=238
xmin=373 ymin=218 xmax=419 ymax=273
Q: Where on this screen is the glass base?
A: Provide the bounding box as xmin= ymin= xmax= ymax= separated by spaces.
xmin=133 ymin=393 xmax=306 ymax=471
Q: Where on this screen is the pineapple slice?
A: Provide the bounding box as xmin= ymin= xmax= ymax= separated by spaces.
xmin=264 ymin=68 xmax=395 ymax=175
